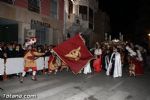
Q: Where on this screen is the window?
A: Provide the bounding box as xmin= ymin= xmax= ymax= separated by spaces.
xmin=50 ymin=0 xmax=58 ymax=19
xmin=89 ymin=23 xmax=93 ymax=29
xmin=79 ymin=5 xmax=87 ymax=20
xmin=31 ymin=20 xmax=49 ymax=45
xmin=89 ymin=8 xmax=93 ymax=23
xmin=68 ymin=0 xmax=73 ymax=18
xmin=89 ymin=8 xmax=93 ymax=29
xmin=28 ymin=0 xmax=40 ymax=13
xmin=0 ymin=0 xmax=14 ymax=4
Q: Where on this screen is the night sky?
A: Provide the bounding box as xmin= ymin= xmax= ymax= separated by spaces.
xmin=99 ymin=0 xmax=150 ymax=46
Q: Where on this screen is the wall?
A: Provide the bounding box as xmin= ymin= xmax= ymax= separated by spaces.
xmin=93 ymin=10 xmax=110 ymax=44
xmin=0 ymin=1 xmax=64 ymax=45
xmin=15 ymin=0 xmax=28 ymax=8
xmin=59 ymin=0 xmax=64 ymax=22
xmin=18 ymin=22 xmax=30 ymax=44
xmin=41 ymin=0 xmax=50 ymax=16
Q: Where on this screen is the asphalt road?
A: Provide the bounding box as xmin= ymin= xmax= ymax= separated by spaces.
xmin=0 ymin=65 xmax=150 ymax=100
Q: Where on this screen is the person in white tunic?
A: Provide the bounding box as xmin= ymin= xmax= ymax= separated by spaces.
xmin=106 ymin=49 xmax=115 ymax=76
xmin=113 ymin=48 xmax=122 ymax=78
xmin=106 ymin=47 xmax=122 ymax=78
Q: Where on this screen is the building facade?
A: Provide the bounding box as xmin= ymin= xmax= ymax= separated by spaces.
xmin=0 ymin=0 xmax=64 ymax=45
xmin=64 ymin=0 xmax=99 ymax=47
xmin=93 ymin=10 xmax=110 ymax=44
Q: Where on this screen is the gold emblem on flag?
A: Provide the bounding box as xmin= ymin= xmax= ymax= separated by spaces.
xmin=65 ymin=47 xmax=81 ymax=61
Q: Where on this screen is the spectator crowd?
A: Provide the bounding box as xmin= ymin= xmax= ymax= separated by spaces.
xmin=0 ymin=41 xmax=53 ymax=58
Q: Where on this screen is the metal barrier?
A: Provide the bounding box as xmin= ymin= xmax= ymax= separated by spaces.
xmin=0 ymin=57 xmax=49 ymax=75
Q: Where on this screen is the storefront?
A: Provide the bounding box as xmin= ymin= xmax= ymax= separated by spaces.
xmin=0 ymin=0 xmax=64 ymax=45
xmin=0 ymin=18 xmax=18 ymax=42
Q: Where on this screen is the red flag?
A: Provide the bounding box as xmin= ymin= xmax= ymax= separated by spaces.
xmin=52 ymin=34 xmax=93 ymax=74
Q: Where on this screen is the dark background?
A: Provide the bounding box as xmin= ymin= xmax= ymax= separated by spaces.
xmin=99 ymin=0 xmax=150 ymax=48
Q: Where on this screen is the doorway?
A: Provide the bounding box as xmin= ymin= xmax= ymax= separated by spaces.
xmin=0 ymin=18 xmax=18 ymax=42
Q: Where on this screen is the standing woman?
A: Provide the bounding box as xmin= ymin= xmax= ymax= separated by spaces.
xmin=48 ymin=52 xmax=59 ymax=74
xmin=134 ymin=46 xmax=144 ymax=76
xmin=93 ymin=42 xmax=102 ymax=72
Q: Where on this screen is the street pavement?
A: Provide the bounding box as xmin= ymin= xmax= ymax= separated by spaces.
xmin=0 ymin=65 xmax=150 ymax=100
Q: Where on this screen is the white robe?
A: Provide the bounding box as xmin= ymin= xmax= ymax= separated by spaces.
xmin=136 ymin=50 xmax=143 ymax=61
xmin=83 ymin=62 xmax=92 ymax=74
xmin=106 ymin=52 xmax=115 ymax=76
xmin=113 ymin=52 xmax=122 ymax=78
xmin=105 ymin=55 xmax=110 ymax=70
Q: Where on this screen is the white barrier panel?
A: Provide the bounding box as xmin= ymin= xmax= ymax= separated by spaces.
xmin=0 ymin=57 xmax=49 ymax=75
xmin=6 ymin=58 xmax=24 ymax=75
xmin=36 ymin=57 xmax=49 ymax=70
xmin=44 ymin=57 xmax=49 ymax=70
xmin=0 ymin=58 xmax=4 ymax=75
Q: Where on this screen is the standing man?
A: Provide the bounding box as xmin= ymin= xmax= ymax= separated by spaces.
xmin=20 ymin=45 xmax=45 ymax=83
xmin=106 ymin=47 xmax=122 ymax=78
xmin=113 ymin=48 xmax=122 ymax=78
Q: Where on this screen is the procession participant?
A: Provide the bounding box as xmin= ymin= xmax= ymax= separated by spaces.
xmin=93 ymin=42 xmax=102 ymax=72
xmin=113 ymin=48 xmax=122 ymax=78
xmin=129 ymin=59 xmax=136 ymax=76
xmin=104 ymin=48 xmax=111 ymax=71
xmin=125 ymin=43 xmax=144 ymax=76
xmin=44 ymin=45 xmax=53 ymax=56
xmin=20 ymin=45 xmax=45 ymax=83
xmin=125 ymin=43 xmax=137 ymax=59
xmin=117 ymin=45 xmax=125 ymax=66
xmin=48 ymin=51 xmax=59 ymax=74
xmin=59 ymin=61 xmax=69 ymax=72
xmin=106 ymin=46 xmax=122 ymax=78
xmin=106 ymin=47 xmax=115 ymax=76
xmin=83 ymin=60 xmax=92 ymax=74
xmin=133 ymin=47 xmax=144 ymax=76
xmin=125 ymin=44 xmax=137 ymax=76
